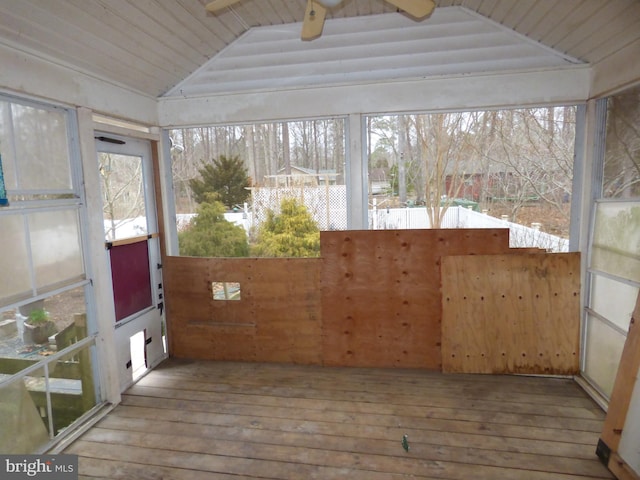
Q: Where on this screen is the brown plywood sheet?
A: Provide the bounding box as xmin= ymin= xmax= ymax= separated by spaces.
xmin=320 ymin=229 xmax=510 ymax=369
xmin=164 ymin=256 xmax=322 ymax=364
xmin=441 ymin=252 xmax=580 ymax=374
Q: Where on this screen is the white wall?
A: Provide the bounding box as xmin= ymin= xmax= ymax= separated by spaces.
xmin=0 ymin=44 xmax=157 ymax=125
xmin=158 ymin=67 xmax=591 ymax=127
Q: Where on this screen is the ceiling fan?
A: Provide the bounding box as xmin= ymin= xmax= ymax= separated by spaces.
xmin=205 ymin=0 xmax=436 ymax=41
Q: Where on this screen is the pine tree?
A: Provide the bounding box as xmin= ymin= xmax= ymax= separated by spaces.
xmin=179 ymin=194 xmax=249 ymax=257
xmin=189 ymin=155 xmax=250 ymax=209
xmin=252 ymin=198 xmax=320 ymax=257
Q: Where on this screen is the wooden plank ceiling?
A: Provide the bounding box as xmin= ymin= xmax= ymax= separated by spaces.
xmin=170 ymin=7 xmax=583 ymax=97
xmin=0 ymin=0 xmax=638 ymax=98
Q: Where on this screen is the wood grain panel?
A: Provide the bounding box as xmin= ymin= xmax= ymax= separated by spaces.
xmin=320 ymin=229 xmax=510 ymax=369
xmin=164 ymin=256 xmax=322 ymax=364
xmin=441 ymin=252 xmax=581 ymax=374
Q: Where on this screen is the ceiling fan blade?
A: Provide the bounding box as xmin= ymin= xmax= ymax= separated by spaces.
xmin=301 ymin=0 xmax=327 ymax=41
xmin=385 ymin=0 xmax=435 ymax=19
xmin=205 ymin=0 xmax=243 ymax=13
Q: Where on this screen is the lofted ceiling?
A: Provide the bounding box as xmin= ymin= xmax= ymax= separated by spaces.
xmin=0 ymin=0 xmax=639 ymax=99
xmin=170 ymin=7 xmax=584 ymax=97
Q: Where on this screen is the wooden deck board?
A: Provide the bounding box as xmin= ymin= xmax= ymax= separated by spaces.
xmin=65 ymin=359 xmax=613 ymax=479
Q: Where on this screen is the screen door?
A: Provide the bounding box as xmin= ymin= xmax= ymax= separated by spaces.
xmin=96 ymin=134 xmax=165 ymax=391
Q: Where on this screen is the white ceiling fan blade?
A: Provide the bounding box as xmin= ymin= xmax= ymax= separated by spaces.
xmin=301 ymin=0 xmax=327 ymax=41
xmin=385 ymin=0 xmax=436 ymax=19
xmin=206 ymin=0 xmax=243 ymax=13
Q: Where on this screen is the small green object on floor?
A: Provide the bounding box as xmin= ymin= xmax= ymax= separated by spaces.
xmin=402 ymin=434 xmax=410 ymax=452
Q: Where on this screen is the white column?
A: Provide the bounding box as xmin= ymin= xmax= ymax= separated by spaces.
xmin=76 ymin=107 xmax=121 ymax=405
xmin=347 ymin=113 xmax=368 ymax=229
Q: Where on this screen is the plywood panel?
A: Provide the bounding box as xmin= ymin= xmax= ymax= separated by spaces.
xmin=164 ymin=256 xmax=322 ymax=364
xmin=441 ymin=252 xmax=580 ymax=374
xmin=320 ymin=229 xmax=510 ymax=369
xmin=171 ymin=324 xmax=257 ymax=362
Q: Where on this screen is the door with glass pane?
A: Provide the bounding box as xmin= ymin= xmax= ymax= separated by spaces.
xmin=96 ymin=134 xmax=165 ymax=392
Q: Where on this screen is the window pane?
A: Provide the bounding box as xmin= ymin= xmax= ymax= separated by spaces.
xmin=590 ymin=274 xmax=638 ymax=332
xmin=0 ymin=214 xmax=31 ymax=304
xmin=0 ymin=370 xmax=50 ymax=453
xmin=44 ymin=287 xmax=88 ymax=343
xmin=365 ymin=108 xmax=575 ymax=252
xmin=604 ymin=85 xmax=640 ymax=198
xmin=28 ymin=209 xmax=84 ymax=291
xmin=583 ymin=313 xmax=626 ymax=399
xmin=99 ymin=153 xmax=148 ymax=241
xmin=0 ymin=101 xmax=17 ymax=190
xmin=50 ymin=343 xmax=98 ymax=432
xmin=12 ymin=104 xmax=72 ymax=191
xmin=170 ymin=119 xmax=347 ymax=258
xmin=1 ymin=289 xmax=88 ymax=369
xmin=591 ymin=201 xmax=640 ymax=283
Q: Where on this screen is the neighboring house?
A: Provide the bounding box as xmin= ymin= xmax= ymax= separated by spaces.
xmin=445 ymin=173 xmax=485 ymax=202
xmin=445 ymin=172 xmax=544 ymax=203
xmin=264 ymin=165 xmax=338 ymax=187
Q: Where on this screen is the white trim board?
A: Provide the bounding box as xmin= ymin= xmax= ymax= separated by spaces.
xmin=158 ymin=66 xmax=591 ymax=127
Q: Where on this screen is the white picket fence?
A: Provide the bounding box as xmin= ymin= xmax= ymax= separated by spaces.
xmin=369 ymin=206 xmax=569 ymax=252
xmin=175 ymin=204 xmax=569 ymax=253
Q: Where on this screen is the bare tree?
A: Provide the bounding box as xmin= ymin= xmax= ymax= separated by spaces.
xmin=282 ymin=122 xmax=291 ymax=176
xmin=99 ymin=153 xmax=146 ymax=240
xmin=481 ymin=108 xmax=574 ymax=222
xmin=604 ymin=87 xmax=640 ymax=198
xmin=412 ymin=112 xmax=477 ymax=228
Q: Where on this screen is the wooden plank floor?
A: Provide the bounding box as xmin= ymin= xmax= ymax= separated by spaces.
xmin=64 ymin=359 xmax=613 ymax=479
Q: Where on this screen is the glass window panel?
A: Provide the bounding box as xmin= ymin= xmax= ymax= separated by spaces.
xmin=28 ymin=210 xmax=84 ymax=291
xmin=364 ymin=108 xmax=575 ymax=253
xmin=12 ymin=104 xmax=72 ymax=191
xmin=591 ymin=201 xmax=640 ymax=283
xmin=169 ymin=118 xmax=347 ymax=258
xmin=1 ymin=290 xmax=87 ymax=369
xmin=0 ymin=101 xmax=17 ymax=191
xmin=44 ymin=287 xmax=88 ymax=345
xmin=604 ymin=84 xmax=640 ymax=199
xmin=99 ymin=153 xmax=148 ymax=241
xmin=0 ymin=333 xmax=96 ymax=442
xmin=0 ymin=373 xmax=50 ymax=453
xmin=0 ymin=214 xmax=32 ymax=304
xmin=51 ymin=343 xmax=97 ymax=431
xmin=583 ymin=314 xmax=627 ymax=399
xmin=590 ymin=274 xmax=639 ymax=332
